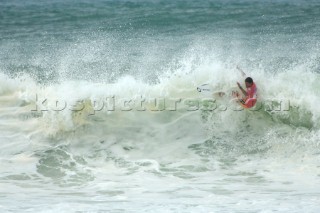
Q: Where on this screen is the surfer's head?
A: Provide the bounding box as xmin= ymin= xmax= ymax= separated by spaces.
xmin=245 ymin=77 xmax=253 ymax=88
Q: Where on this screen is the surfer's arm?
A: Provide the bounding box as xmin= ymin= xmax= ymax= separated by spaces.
xmin=237 ymin=82 xmax=247 ymax=96
xmin=236 ymin=66 xmax=246 ymax=77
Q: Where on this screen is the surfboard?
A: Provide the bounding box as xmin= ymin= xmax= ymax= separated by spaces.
xmin=196 ymin=83 xmax=211 ymax=93
xmin=196 ymin=83 xmax=226 ymax=98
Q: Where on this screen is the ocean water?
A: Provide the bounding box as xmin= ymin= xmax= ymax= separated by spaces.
xmin=1 ymin=0 xmax=320 ymax=212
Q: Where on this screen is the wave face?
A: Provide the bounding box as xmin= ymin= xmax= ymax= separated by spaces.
xmin=1 ymin=0 xmax=320 ymax=212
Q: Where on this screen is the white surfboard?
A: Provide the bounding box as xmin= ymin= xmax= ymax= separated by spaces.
xmin=196 ymin=83 xmax=212 ymax=93
xmin=197 ymin=83 xmax=226 ymax=98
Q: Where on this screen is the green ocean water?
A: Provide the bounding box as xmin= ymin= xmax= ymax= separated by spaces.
xmin=1 ymin=0 xmax=319 ymax=82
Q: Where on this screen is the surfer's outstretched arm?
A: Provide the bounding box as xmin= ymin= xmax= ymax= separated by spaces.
xmin=236 ymin=66 xmax=246 ymax=77
xmin=237 ymin=82 xmax=247 ymax=96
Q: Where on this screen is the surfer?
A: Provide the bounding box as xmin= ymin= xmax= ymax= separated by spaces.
xmin=232 ymin=66 xmax=257 ymax=108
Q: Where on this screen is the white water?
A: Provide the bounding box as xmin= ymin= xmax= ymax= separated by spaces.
xmin=0 ymin=56 xmax=320 ymax=212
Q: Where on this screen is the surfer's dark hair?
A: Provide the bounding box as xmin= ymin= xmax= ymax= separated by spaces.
xmin=245 ymin=77 xmax=253 ymax=84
